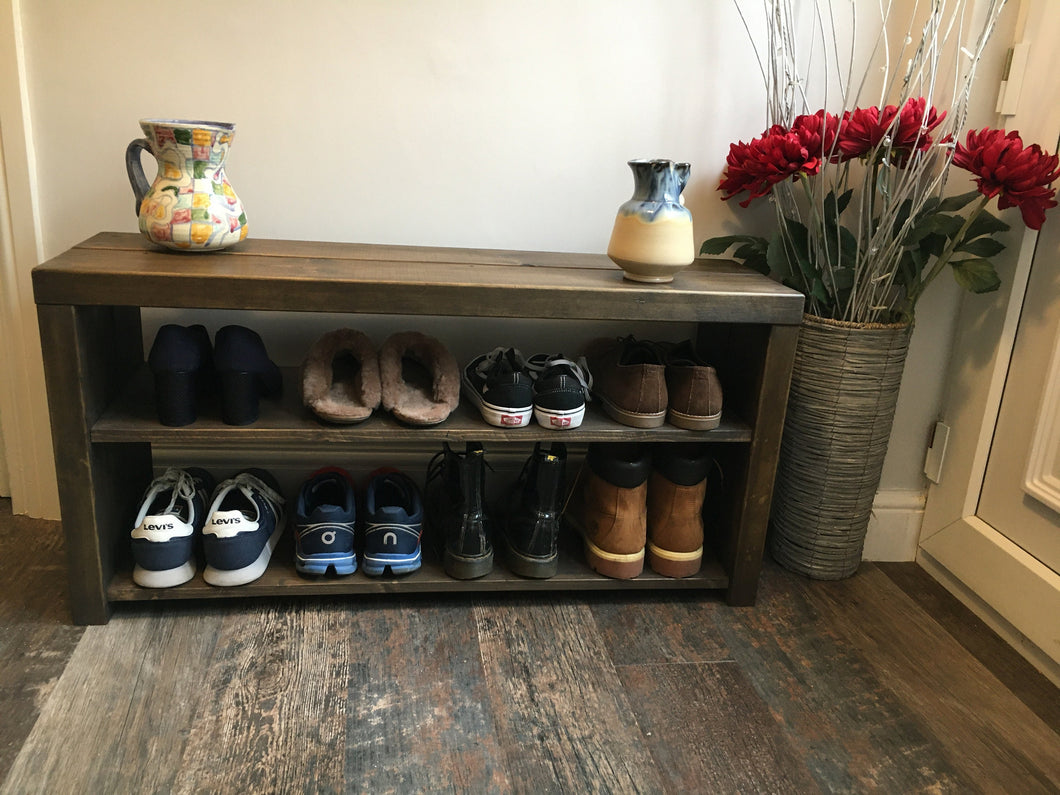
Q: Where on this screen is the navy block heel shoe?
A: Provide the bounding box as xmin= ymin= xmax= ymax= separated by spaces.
xmin=148 ymin=324 xmax=214 ymax=426
xmin=213 ymin=325 xmax=283 ymax=425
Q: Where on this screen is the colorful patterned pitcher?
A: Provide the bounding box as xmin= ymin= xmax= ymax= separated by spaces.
xmin=125 ymin=119 xmax=248 ymax=251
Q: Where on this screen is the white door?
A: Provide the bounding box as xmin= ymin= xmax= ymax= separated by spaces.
xmin=977 ymin=206 xmax=1060 ymax=576
xmin=917 ymin=0 xmax=1060 ymax=683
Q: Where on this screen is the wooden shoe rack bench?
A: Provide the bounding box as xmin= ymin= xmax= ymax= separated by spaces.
xmin=33 ymin=232 xmax=804 ymax=625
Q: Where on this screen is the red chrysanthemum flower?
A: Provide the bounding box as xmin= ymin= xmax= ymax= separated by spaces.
xmin=790 ymin=110 xmax=841 ymax=170
xmin=718 ymin=111 xmax=839 ymax=206
xmin=838 ymin=98 xmax=946 ymax=163
xmin=953 ymin=128 xmax=1060 ymax=230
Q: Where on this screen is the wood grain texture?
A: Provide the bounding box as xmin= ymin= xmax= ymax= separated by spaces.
xmin=32 ymin=233 xmax=805 ymax=324
xmin=617 ymin=662 xmax=820 ymax=792
xmin=712 ymin=562 xmax=977 ymax=791
xmin=172 ymin=601 xmax=351 ymax=793
xmin=3 ymin=546 xmax=1059 ymax=793
xmin=588 ymin=591 xmax=731 ymax=666
xmin=0 ymin=504 xmax=83 ymax=784
xmin=345 ymin=599 xmax=508 ymax=793
xmin=0 ymin=605 xmax=221 ymax=794
xmin=877 ymin=561 xmax=1060 ymax=735
xmin=474 ymin=597 xmax=665 ymax=793
xmin=714 ymin=561 xmax=1060 ymax=792
xmin=92 ymin=366 xmax=753 ymax=446
xmin=803 ymin=565 xmax=1060 ymax=792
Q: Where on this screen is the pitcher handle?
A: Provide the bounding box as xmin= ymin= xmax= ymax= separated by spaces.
xmin=125 ymin=138 xmax=152 ymax=218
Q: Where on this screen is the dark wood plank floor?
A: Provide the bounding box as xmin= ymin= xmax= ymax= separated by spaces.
xmin=1 ymin=497 xmax=1057 ymax=793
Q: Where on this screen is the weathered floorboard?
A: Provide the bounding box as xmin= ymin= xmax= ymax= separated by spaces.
xmin=172 ymin=600 xmax=351 ymax=793
xmin=474 ymin=597 xmax=665 ymax=794
xmin=802 ymin=565 xmax=1060 ymax=793
xmin=0 ymin=606 xmax=220 ymax=794
xmin=344 ymin=598 xmax=509 ymax=793
xmin=588 ymin=591 xmax=732 ymax=666
xmin=4 ymin=510 xmax=1058 ymax=795
xmin=617 ymin=662 xmax=820 ymax=792
xmin=711 ymin=562 xmax=978 ymax=792
xmin=0 ymin=504 xmax=83 ymax=784
xmin=877 ymin=560 xmax=1060 ymax=734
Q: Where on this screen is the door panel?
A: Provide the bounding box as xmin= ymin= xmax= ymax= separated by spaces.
xmin=977 ymin=173 xmax=1060 ymax=575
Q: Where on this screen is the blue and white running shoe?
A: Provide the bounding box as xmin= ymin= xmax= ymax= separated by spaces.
xmin=362 ymin=469 xmax=423 ymax=576
xmin=131 ymin=467 xmax=214 ymax=588
xmin=202 ymin=469 xmax=286 ymax=587
xmin=294 ymin=467 xmax=357 ymax=576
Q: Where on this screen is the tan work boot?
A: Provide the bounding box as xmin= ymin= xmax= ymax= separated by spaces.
xmin=647 ymin=444 xmax=709 ymax=578
xmin=566 ymin=443 xmax=650 ymax=579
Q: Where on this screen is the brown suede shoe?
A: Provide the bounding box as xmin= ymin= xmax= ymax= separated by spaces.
xmin=647 ymin=444 xmax=709 ymax=577
xmin=585 ymin=336 xmax=667 ymax=428
xmin=566 ymin=443 xmax=650 ymax=578
xmin=659 ymin=340 xmax=723 ymax=430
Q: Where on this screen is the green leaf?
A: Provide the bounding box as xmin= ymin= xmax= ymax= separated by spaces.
xmin=831 ymin=266 xmax=855 ymax=290
xmin=823 ymin=189 xmax=854 ymax=225
xmin=919 ymin=196 xmax=941 ymax=215
xmin=897 ymin=250 xmax=918 ymax=289
xmin=938 ymin=189 xmax=981 ymax=213
xmin=894 ymin=198 xmax=914 ymax=236
xmin=699 ymin=235 xmax=765 ymax=256
xmin=810 ymin=278 xmax=830 ymax=303
xmin=966 ymin=211 xmax=1010 ymax=240
xmin=767 ymin=232 xmax=793 ymax=280
xmin=930 ymin=214 xmax=965 ymax=238
xmin=733 ymin=242 xmax=770 ymax=275
xmin=951 ymin=258 xmax=1002 ymax=293
xmin=956 ymin=237 xmax=1005 ymax=258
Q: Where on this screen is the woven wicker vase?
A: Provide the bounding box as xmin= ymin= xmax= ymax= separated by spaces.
xmin=770 ymin=313 xmax=912 ymax=579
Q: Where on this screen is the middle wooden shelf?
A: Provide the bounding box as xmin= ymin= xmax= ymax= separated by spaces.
xmin=92 ymin=366 xmax=754 ymax=445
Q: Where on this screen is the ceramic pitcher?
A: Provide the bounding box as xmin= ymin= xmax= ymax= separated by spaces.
xmin=126 ymin=119 xmax=248 ymax=251
xmin=607 ymin=159 xmax=694 ymax=282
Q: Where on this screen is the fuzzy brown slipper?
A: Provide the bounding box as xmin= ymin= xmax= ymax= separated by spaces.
xmin=302 ymin=328 xmax=381 ymax=423
xmin=379 ymin=331 xmax=460 ymax=426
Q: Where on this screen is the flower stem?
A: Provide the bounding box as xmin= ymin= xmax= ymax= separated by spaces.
xmin=907 ymin=194 xmax=992 ymax=309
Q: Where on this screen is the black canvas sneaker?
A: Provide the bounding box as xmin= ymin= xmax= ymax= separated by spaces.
xmin=527 ymin=353 xmax=592 ymax=430
xmin=461 ymin=347 xmax=534 ymax=427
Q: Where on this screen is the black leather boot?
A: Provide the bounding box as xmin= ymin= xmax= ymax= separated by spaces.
xmin=425 ymin=442 xmax=494 ymax=579
xmin=502 ymin=442 xmax=566 ymax=578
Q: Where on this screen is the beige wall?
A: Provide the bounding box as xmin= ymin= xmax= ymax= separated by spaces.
xmin=4 ymin=1 xmax=1014 ymax=533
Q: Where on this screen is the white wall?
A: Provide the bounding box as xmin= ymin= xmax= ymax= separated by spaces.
xmin=9 ymin=0 xmax=1014 ymax=539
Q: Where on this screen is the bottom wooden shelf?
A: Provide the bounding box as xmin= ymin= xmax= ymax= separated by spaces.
xmin=107 ymin=533 xmax=729 ymax=602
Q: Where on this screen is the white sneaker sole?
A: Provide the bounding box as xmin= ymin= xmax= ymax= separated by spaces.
xmin=133 ymin=560 xmax=195 ymax=588
xmin=534 ymin=404 xmax=585 ymax=430
xmin=462 ymin=379 xmax=532 ymax=427
xmin=204 ymin=518 xmax=285 ymax=587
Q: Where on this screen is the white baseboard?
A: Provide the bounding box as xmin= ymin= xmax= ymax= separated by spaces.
xmin=862 ymin=489 xmax=926 ymax=562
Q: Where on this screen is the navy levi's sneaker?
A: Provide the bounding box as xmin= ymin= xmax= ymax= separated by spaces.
xmin=202 ymin=469 xmax=286 ymax=586
xmin=294 ymin=467 xmax=357 ymax=576
xmin=131 ymin=467 xmax=214 ymax=588
xmin=362 ymin=469 xmax=423 ymax=576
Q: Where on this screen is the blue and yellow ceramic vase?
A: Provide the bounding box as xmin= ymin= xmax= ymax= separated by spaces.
xmin=607 ymin=159 xmax=694 ymax=282
xmin=125 ymin=119 xmax=248 ymax=251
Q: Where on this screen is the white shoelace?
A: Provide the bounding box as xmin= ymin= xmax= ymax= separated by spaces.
xmin=474 ymin=347 xmax=529 ymax=379
xmin=146 ymin=467 xmax=199 ymax=516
